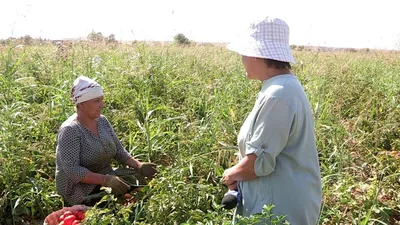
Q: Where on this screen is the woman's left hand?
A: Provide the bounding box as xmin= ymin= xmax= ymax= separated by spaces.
xmin=138 ymin=162 xmax=157 ymax=178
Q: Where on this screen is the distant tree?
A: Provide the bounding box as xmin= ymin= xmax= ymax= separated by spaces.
xmin=173 ymin=33 xmax=190 ymax=45
xmin=297 ymin=45 xmax=305 ymax=51
xmin=107 ymin=34 xmax=117 ymax=43
xmin=347 ymin=48 xmax=357 ymax=53
xmin=4 ymin=37 xmax=16 ymax=46
xmin=22 ymin=35 xmax=33 ymax=45
xmin=87 ymin=31 xmax=105 ymax=42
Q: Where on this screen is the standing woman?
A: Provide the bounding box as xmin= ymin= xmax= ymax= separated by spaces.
xmin=222 ymin=17 xmax=322 ymax=224
xmin=55 ymin=76 xmax=157 ymax=206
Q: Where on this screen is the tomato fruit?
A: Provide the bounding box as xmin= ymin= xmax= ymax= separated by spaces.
xmin=72 ymin=220 xmax=81 ymax=225
xmin=124 ymin=193 xmax=132 ymax=199
xmin=63 ymin=215 xmax=76 ymax=225
xmin=58 ymin=214 xmax=65 ymax=223
xmin=74 ymin=210 xmax=85 ymax=220
xmin=63 ymin=211 xmax=73 ymax=217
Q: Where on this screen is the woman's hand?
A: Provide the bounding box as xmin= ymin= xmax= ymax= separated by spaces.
xmin=125 ymin=157 xmax=157 ymax=178
xmin=221 ymin=154 xmax=258 ymax=184
xmin=222 ymin=168 xmax=236 ymax=186
xmin=102 ymin=174 xmax=130 ymax=195
xmin=138 ymin=162 xmax=157 ymax=178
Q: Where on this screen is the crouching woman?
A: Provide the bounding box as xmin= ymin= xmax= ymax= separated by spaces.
xmin=55 ymin=75 xmax=156 ymax=206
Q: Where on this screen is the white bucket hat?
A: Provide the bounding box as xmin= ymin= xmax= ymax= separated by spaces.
xmin=227 ymin=16 xmax=295 ymax=64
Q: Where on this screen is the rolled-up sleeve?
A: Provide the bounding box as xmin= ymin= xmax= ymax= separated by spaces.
xmin=245 ymin=96 xmax=295 ymax=177
xmin=57 ymin=126 xmax=89 ymax=183
xmin=102 ymin=117 xmax=132 ymax=164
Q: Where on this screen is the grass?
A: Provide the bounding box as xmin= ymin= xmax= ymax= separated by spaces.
xmin=0 ymin=41 xmax=399 ymax=224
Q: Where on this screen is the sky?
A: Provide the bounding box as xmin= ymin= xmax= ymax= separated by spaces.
xmin=1 ymin=0 xmax=400 ymax=50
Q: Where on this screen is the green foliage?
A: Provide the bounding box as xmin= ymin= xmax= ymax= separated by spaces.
xmin=87 ymin=30 xmax=105 ymax=42
xmin=22 ymin=35 xmax=34 ymax=45
xmin=235 ymin=205 xmax=289 ymax=225
xmin=84 ymin=195 xmax=136 ymax=224
xmin=107 ymin=34 xmax=117 ymax=43
xmin=173 ymin=33 xmax=191 ymax=45
xmin=141 ymin=166 xmax=226 ymax=224
xmin=0 ymin=43 xmax=399 ymax=224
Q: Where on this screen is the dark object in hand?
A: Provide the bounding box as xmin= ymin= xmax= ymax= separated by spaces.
xmin=221 ymin=190 xmax=239 ymax=209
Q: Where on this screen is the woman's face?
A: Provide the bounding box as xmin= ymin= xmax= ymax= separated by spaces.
xmin=79 ymin=96 xmax=104 ymax=119
xmin=241 ymin=55 xmax=259 ymax=79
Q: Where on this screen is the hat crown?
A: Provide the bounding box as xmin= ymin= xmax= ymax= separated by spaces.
xmin=248 ymin=17 xmax=290 ymax=44
xmin=227 ymin=16 xmax=295 ymax=64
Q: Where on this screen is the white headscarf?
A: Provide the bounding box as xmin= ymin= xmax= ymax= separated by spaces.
xmin=70 ymin=76 xmax=104 ymax=104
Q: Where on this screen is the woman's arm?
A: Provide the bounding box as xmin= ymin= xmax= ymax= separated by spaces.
xmin=81 ymin=171 xmax=106 ymax=185
xmin=57 ymin=126 xmax=90 ymax=184
xmin=101 ymin=116 xmax=133 ymax=164
xmin=223 ymin=97 xmax=295 ymax=185
xmin=223 ymin=154 xmax=257 ymax=185
xmin=101 ymin=117 xmax=156 ymax=177
xmin=125 ymin=157 xmax=142 ymax=169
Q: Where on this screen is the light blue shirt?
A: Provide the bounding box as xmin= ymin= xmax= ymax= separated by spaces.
xmin=237 ymin=74 xmax=322 ymax=225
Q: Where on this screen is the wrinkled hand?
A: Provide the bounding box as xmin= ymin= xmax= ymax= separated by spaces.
xmin=102 ymin=174 xmax=130 ymax=195
xmin=138 ymin=162 xmax=157 ymax=178
xmin=222 ymin=168 xmax=235 ymax=186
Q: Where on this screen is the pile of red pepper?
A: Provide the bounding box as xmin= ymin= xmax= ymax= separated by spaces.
xmin=57 ymin=210 xmax=85 ymax=225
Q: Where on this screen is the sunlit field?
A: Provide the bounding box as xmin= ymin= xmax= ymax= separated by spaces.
xmin=1 ymin=41 xmax=399 ymax=224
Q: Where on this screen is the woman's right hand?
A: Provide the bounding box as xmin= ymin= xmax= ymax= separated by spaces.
xmin=222 ymin=168 xmax=236 ymax=186
xmin=102 ymin=174 xmax=130 ymax=195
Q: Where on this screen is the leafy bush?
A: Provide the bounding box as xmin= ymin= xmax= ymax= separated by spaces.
xmin=173 ymin=33 xmax=190 ymax=45
xmin=87 ymin=30 xmax=105 ymax=42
